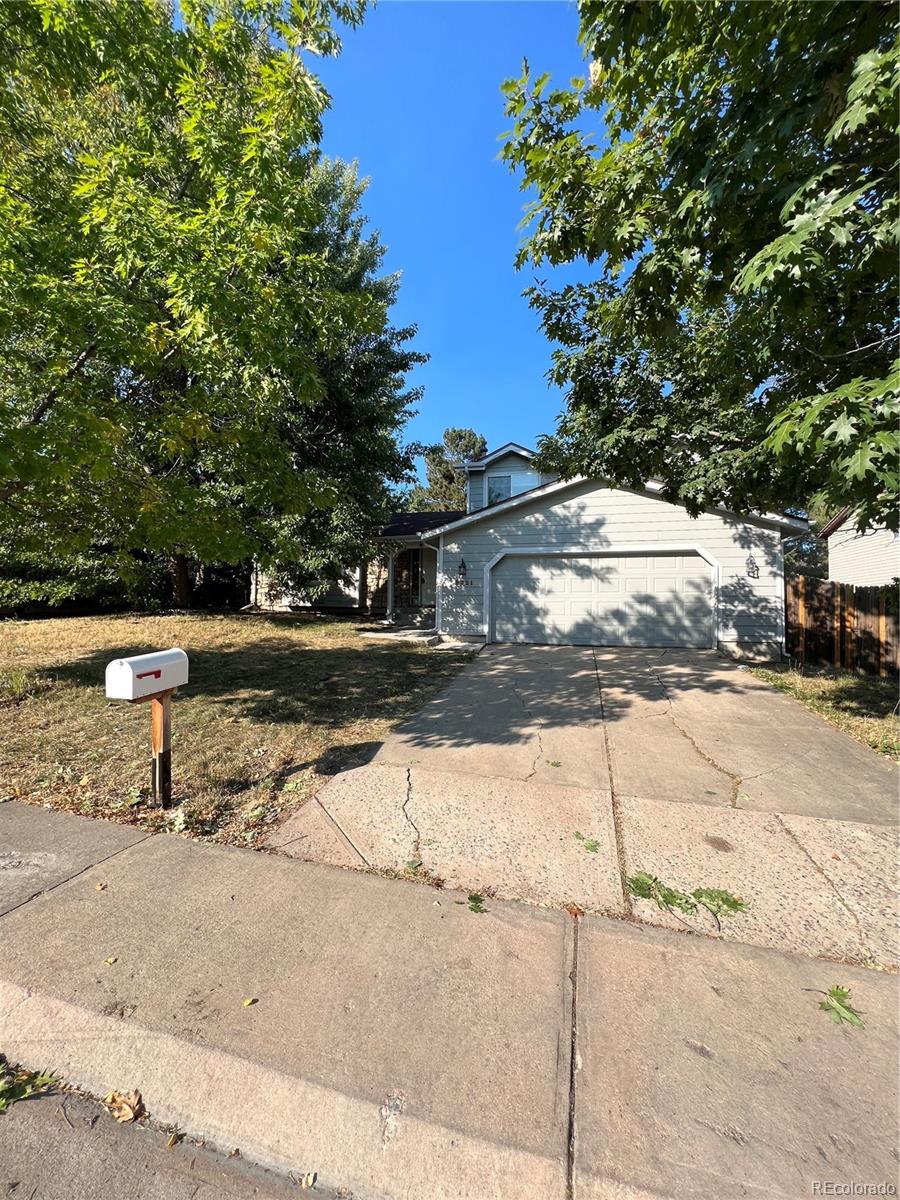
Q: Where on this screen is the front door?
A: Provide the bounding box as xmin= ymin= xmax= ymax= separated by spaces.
xmin=395 ymin=549 xmax=422 ymax=608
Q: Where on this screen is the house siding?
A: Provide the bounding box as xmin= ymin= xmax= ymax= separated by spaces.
xmin=468 ymin=473 xmax=484 ymax=512
xmin=420 ymin=545 xmax=437 ymax=605
xmin=467 ymin=452 xmax=557 ymax=512
xmin=827 ymin=524 xmax=899 ymax=586
xmin=438 ymin=479 xmax=785 ymax=656
xmin=254 ymin=570 xmax=360 ymax=610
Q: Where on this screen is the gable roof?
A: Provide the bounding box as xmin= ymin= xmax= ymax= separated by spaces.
xmin=379 ymin=510 xmax=464 ymax=538
xmin=466 ymin=442 xmax=535 ymax=471
xmin=817 ymin=507 xmax=851 ymax=539
xmin=424 ymin=475 xmax=809 ymax=537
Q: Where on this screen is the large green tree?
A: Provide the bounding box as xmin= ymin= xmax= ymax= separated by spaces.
xmin=0 ymin=0 xmax=420 ymax=604
xmin=258 ymin=161 xmax=425 ymax=599
xmin=501 ymin=1 xmax=898 ymax=529
xmin=408 ymin=427 xmax=487 ymax=511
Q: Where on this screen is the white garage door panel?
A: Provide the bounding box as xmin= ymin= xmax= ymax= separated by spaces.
xmin=491 ymin=554 xmax=713 ymax=647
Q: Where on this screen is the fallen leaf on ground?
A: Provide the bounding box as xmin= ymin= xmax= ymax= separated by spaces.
xmin=103 ymin=1090 xmax=143 ymax=1123
xmin=564 ymin=903 xmax=585 ymax=918
xmin=95 ymin=883 xmax=107 ymax=892
xmin=165 ymin=1131 xmax=181 ymax=1148
xmin=242 ymin=997 xmax=258 ymax=1007
xmin=0 ymin=1064 xmax=55 ymax=1112
xmin=818 ymin=984 xmax=865 ymax=1029
xmin=103 ymin=956 xmax=117 ymax=965
xmin=296 ymin=1171 xmax=318 ymax=1189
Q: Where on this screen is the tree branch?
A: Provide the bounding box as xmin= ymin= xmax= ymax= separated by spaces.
xmin=27 ymin=341 xmax=98 ymax=425
xmin=20 ymin=159 xmax=201 ymax=429
xmin=800 ymin=335 xmax=896 ymax=362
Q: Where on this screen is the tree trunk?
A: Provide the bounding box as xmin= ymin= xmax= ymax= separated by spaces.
xmin=358 ymin=558 xmax=369 ymax=612
xmin=171 ymin=554 xmax=193 ymax=608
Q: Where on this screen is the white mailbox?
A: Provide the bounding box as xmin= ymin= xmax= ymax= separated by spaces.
xmin=105 ymin=648 xmax=189 ymax=701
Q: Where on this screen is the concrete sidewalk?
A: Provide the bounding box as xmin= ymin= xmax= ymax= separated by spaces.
xmin=1 ymin=803 xmax=898 ymax=1199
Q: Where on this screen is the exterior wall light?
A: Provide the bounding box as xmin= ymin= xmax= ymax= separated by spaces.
xmin=457 ymin=557 xmax=467 ymax=581
xmin=746 ymin=554 xmax=760 ymax=579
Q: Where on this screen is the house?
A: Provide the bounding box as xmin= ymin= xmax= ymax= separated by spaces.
xmin=376 ymin=443 xmax=806 ymax=659
xmin=255 ymin=442 xmax=807 ymax=658
xmin=819 ymin=508 xmax=900 ymax=587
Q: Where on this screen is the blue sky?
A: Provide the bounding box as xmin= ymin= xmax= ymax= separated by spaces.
xmin=315 ymin=1 xmax=588 ymax=466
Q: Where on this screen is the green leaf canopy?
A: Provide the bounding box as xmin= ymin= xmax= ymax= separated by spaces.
xmin=501 ymin=1 xmax=898 ymax=528
xmin=0 ymin=0 xmax=421 ymax=587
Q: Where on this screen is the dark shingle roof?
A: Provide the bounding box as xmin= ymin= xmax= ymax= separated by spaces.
xmin=378 ymin=510 xmax=465 ymax=538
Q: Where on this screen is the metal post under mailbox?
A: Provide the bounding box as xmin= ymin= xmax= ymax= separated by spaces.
xmin=105 ymin=648 xmax=189 ymax=807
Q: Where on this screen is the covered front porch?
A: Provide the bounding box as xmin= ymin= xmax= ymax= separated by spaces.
xmin=372 ymin=508 xmax=463 ymax=626
xmin=372 ymin=542 xmax=438 ymax=625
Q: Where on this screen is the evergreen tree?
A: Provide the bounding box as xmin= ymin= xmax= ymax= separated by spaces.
xmin=408 ymin=428 xmax=487 ymax=511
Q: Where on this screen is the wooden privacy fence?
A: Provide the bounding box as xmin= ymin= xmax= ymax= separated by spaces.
xmin=786 ymin=575 xmax=899 ymax=675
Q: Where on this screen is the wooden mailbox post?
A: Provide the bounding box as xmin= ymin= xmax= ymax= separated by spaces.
xmin=105 ymin=648 xmax=189 ymax=807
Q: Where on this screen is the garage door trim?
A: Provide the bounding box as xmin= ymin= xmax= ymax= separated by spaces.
xmin=483 ymin=543 xmax=721 ymax=648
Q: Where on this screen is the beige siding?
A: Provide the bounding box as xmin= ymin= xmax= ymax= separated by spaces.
xmin=828 ymin=524 xmax=899 ymax=587
xmin=439 ymin=480 xmax=784 ymax=654
xmin=255 ymin=570 xmax=360 ymax=610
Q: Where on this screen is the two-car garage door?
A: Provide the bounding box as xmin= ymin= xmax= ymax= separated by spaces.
xmin=490 ymin=552 xmax=714 ymax=647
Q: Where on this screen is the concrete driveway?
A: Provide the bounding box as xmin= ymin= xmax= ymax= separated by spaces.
xmin=270 ymin=646 xmax=899 ymax=966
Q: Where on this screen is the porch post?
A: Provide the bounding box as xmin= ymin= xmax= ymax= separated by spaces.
xmin=386 ymin=551 xmax=396 ymax=623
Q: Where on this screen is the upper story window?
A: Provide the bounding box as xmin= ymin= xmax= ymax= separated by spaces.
xmin=487 ymin=474 xmax=512 ymax=505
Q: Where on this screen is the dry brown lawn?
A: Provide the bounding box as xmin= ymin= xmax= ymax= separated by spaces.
xmin=751 ymin=664 xmax=899 ymax=759
xmin=0 ymin=612 xmax=474 ymax=845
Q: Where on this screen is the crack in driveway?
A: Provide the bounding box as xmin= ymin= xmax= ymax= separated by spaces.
xmin=510 ymin=679 xmax=545 ymax=782
xmin=774 ymin=814 xmax=874 ymax=961
xmin=652 ymin=670 xmax=743 ymax=805
xmin=400 ymin=768 xmax=422 ymax=860
xmin=592 ymin=649 xmax=632 ymax=916
xmin=315 ymin=799 xmax=372 ymax=868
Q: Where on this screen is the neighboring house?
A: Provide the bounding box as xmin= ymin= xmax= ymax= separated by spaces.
xmin=819 ymin=508 xmax=900 ymax=587
xmin=249 ymin=566 xmax=363 ymax=611
xmin=257 ymin=441 xmax=808 ymax=658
